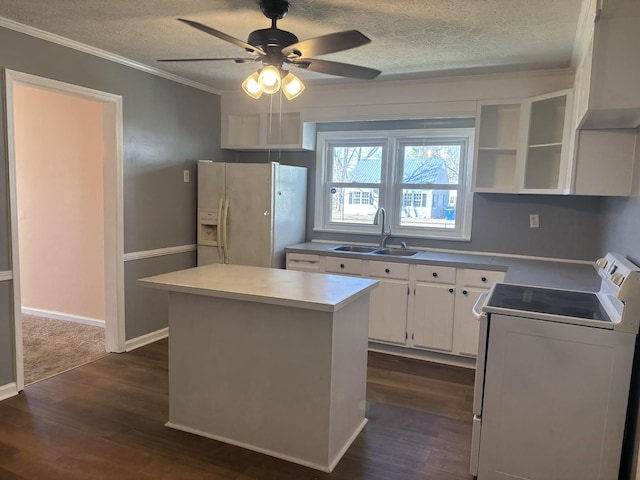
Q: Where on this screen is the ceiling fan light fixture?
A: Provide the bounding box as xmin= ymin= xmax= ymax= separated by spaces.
xmin=258 ymin=65 xmax=282 ymax=94
xmin=242 ymin=72 xmax=263 ymax=99
xmin=282 ymin=72 xmax=305 ymax=100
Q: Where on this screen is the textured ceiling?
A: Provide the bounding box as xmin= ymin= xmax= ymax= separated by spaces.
xmin=0 ymin=0 xmax=584 ymax=91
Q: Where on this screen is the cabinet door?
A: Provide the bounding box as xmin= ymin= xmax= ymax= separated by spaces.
xmin=412 ymin=282 xmax=456 ymax=352
xmin=522 ymin=89 xmax=573 ymax=193
xmin=369 ymin=278 xmax=409 ymax=345
xmin=473 ymin=101 xmax=523 ymax=193
xmin=453 ymin=287 xmax=485 ymax=357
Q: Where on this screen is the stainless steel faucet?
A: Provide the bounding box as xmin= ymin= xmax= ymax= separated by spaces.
xmin=373 ymin=207 xmax=391 ymax=248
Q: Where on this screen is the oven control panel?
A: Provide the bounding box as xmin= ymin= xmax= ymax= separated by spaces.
xmin=597 ymin=253 xmax=640 ymax=300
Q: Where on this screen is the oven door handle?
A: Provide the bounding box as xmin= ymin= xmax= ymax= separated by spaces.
xmin=472 ymin=291 xmax=489 ymax=321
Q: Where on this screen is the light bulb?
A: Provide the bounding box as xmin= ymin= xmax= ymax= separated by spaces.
xmin=258 ymin=66 xmax=281 ymax=94
xmin=241 ymin=72 xmax=263 ymax=99
xmin=282 ymin=72 xmax=305 ymax=100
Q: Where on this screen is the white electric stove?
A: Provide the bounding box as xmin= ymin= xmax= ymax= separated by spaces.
xmin=470 ymin=252 xmax=640 ymax=480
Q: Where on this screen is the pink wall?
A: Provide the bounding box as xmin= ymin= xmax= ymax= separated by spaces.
xmin=14 ymin=84 xmax=105 ymax=322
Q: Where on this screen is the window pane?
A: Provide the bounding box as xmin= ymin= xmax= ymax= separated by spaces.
xmin=330 ymin=146 xmax=382 ymax=183
xmin=399 ymin=188 xmax=457 ymax=229
xmin=402 ymin=145 xmax=461 ymax=185
xmin=330 ymin=187 xmax=379 ymax=224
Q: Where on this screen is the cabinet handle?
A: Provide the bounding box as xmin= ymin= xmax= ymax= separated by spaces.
xmin=481 ymin=276 xmax=487 ymax=282
xmin=449 ymin=288 xmax=454 ymax=293
xmin=385 ymin=268 xmax=390 ymax=274
xmin=462 ymin=290 xmax=468 ymax=295
xmin=340 ymin=263 xmax=345 ymax=269
xmin=432 ymin=272 xmax=438 ymax=278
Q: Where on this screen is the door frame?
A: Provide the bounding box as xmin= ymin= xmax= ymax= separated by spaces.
xmin=5 ymin=69 xmax=125 ymax=390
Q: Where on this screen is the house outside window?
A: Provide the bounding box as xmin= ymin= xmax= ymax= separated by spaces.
xmin=314 ymin=128 xmax=474 ymax=240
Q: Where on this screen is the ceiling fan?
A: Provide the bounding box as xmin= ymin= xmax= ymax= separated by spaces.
xmin=159 ymin=0 xmax=381 ymax=98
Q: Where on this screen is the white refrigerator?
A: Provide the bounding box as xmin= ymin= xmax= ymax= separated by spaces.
xmin=197 ymin=161 xmax=307 ymax=269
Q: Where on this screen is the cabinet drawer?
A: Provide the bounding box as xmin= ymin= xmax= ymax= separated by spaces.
xmin=324 ymin=256 xmax=363 ymax=275
xmin=286 ymin=253 xmax=321 ymax=271
xmin=368 ymin=261 xmax=410 ymax=280
xmin=415 ymin=265 xmax=456 ymax=284
xmin=462 ymin=269 xmax=505 ymax=288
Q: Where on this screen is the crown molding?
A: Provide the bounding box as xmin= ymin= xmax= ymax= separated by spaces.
xmin=0 ymin=16 xmax=222 ymax=95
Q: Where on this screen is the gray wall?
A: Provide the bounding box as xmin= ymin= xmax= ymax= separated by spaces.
xmin=599 ymin=138 xmax=640 ymax=265
xmin=0 ymin=26 xmax=232 ymax=386
xmin=0 ymin=283 xmax=13 ymax=383
xmin=240 ymin=150 xmax=603 ymax=261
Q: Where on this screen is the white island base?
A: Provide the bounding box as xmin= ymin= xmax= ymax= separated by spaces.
xmin=139 ymin=264 xmax=377 ymax=472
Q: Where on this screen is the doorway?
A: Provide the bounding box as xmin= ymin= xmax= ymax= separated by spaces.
xmin=5 ymin=70 xmax=125 ymax=390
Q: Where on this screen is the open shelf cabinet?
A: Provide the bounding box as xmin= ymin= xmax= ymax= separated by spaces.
xmin=472 ymin=89 xmax=573 ymax=194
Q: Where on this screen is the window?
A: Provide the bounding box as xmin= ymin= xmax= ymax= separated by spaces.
xmin=314 ymin=128 xmax=474 ymax=240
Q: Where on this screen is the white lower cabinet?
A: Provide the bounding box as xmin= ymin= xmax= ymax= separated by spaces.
xmin=452 ymin=269 xmax=506 ymax=356
xmin=367 ymin=261 xmax=409 ymax=345
xmin=285 ymin=252 xmax=505 ymax=362
xmin=410 ymin=267 xmax=505 ymax=358
xmin=452 ymin=287 xmax=486 ymax=356
xmin=411 ymin=265 xmax=457 ymax=352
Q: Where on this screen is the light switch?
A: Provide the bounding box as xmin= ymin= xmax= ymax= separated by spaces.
xmin=183 ymin=170 xmax=190 ymax=183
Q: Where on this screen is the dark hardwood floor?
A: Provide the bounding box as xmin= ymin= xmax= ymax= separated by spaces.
xmin=0 ymin=340 xmax=476 ymax=479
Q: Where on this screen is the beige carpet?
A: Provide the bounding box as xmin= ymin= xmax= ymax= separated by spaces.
xmin=22 ymin=315 xmax=108 ymax=385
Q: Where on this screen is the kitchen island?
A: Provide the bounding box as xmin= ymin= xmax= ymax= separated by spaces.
xmin=139 ymin=264 xmax=378 ymax=472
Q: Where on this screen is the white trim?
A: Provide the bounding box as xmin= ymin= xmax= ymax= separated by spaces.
xmin=125 ymin=327 xmax=169 ymax=352
xmin=165 ymin=419 xmax=367 ymax=473
xmin=369 ymin=343 xmax=477 ymax=369
xmin=314 ymin=128 xmax=475 ymax=241
xmin=5 ymin=69 xmax=127 ymax=393
xmin=0 ymin=383 xmax=19 ymax=402
xmin=124 ymin=244 xmax=197 ymax=262
xmin=0 ymin=271 xmax=12 ymax=282
xmin=0 ymin=16 xmax=221 ymax=95
xmin=21 ymin=307 xmax=105 ymax=328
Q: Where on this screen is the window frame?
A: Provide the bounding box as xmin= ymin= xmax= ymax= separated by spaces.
xmin=314 ymin=128 xmax=475 ymax=241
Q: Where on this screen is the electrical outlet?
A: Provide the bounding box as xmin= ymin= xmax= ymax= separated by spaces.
xmin=530 ymin=214 xmax=540 ymax=228
xmin=183 ymin=170 xmax=190 ymax=183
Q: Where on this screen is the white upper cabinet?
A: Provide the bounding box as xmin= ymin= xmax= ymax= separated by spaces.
xmin=574 ymin=0 xmax=640 ymax=129
xmin=473 ymin=89 xmax=573 ymax=194
xmin=473 ymin=101 xmax=522 ymax=192
xmin=221 ymin=111 xmax=316 ymax=151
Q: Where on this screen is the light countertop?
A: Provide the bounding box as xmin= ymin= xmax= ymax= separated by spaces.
xmin=139 ymin=263 xmax=378 ymax=313
xmin=285 ymin=242 xmax=602 ymax=292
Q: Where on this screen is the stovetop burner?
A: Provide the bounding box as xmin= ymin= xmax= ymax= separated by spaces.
xmin=487 ymin=284 xmax=611 ymax=322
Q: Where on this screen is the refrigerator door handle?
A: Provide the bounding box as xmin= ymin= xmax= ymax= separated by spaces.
xmin=216 ymin=194 xmax=224 ymax=262
xmin=221 ymin=194 xmax=230 ymax=263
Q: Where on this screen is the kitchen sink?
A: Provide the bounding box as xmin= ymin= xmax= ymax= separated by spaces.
xmin=331 ymin=245 xmax=378 ymax=253
xmin=372 ymin=247 xmax=421 ymax=257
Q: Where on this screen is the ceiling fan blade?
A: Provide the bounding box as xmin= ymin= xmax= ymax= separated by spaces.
xmin=177 ymin=18 xmax=265 ymax=56
xmin=289 ymin=58 xmax=381 ymax=80
xmin=158 ymin=57 xmax=256 ymax=64
xmin=282 ymin=30 xmax=371 ymax=58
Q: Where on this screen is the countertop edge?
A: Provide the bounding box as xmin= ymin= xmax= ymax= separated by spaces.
xmin=139 ymin=272 xmax=379 ymax=313
xmin=285 ymin=242 xmax=602 ymax=292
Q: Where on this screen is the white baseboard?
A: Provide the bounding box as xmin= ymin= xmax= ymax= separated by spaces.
xmin=125 ymin=327 xmax=168 ymax=352
xmin=0 ymin=382 xmax=19 ymax=401
xmin=165 ymin=421 xmax=335 ymax=473
xmin=368 ymin=342 xmax=477 ymax=369
xmin=21 ymin=307 xmax=105 ymax=328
